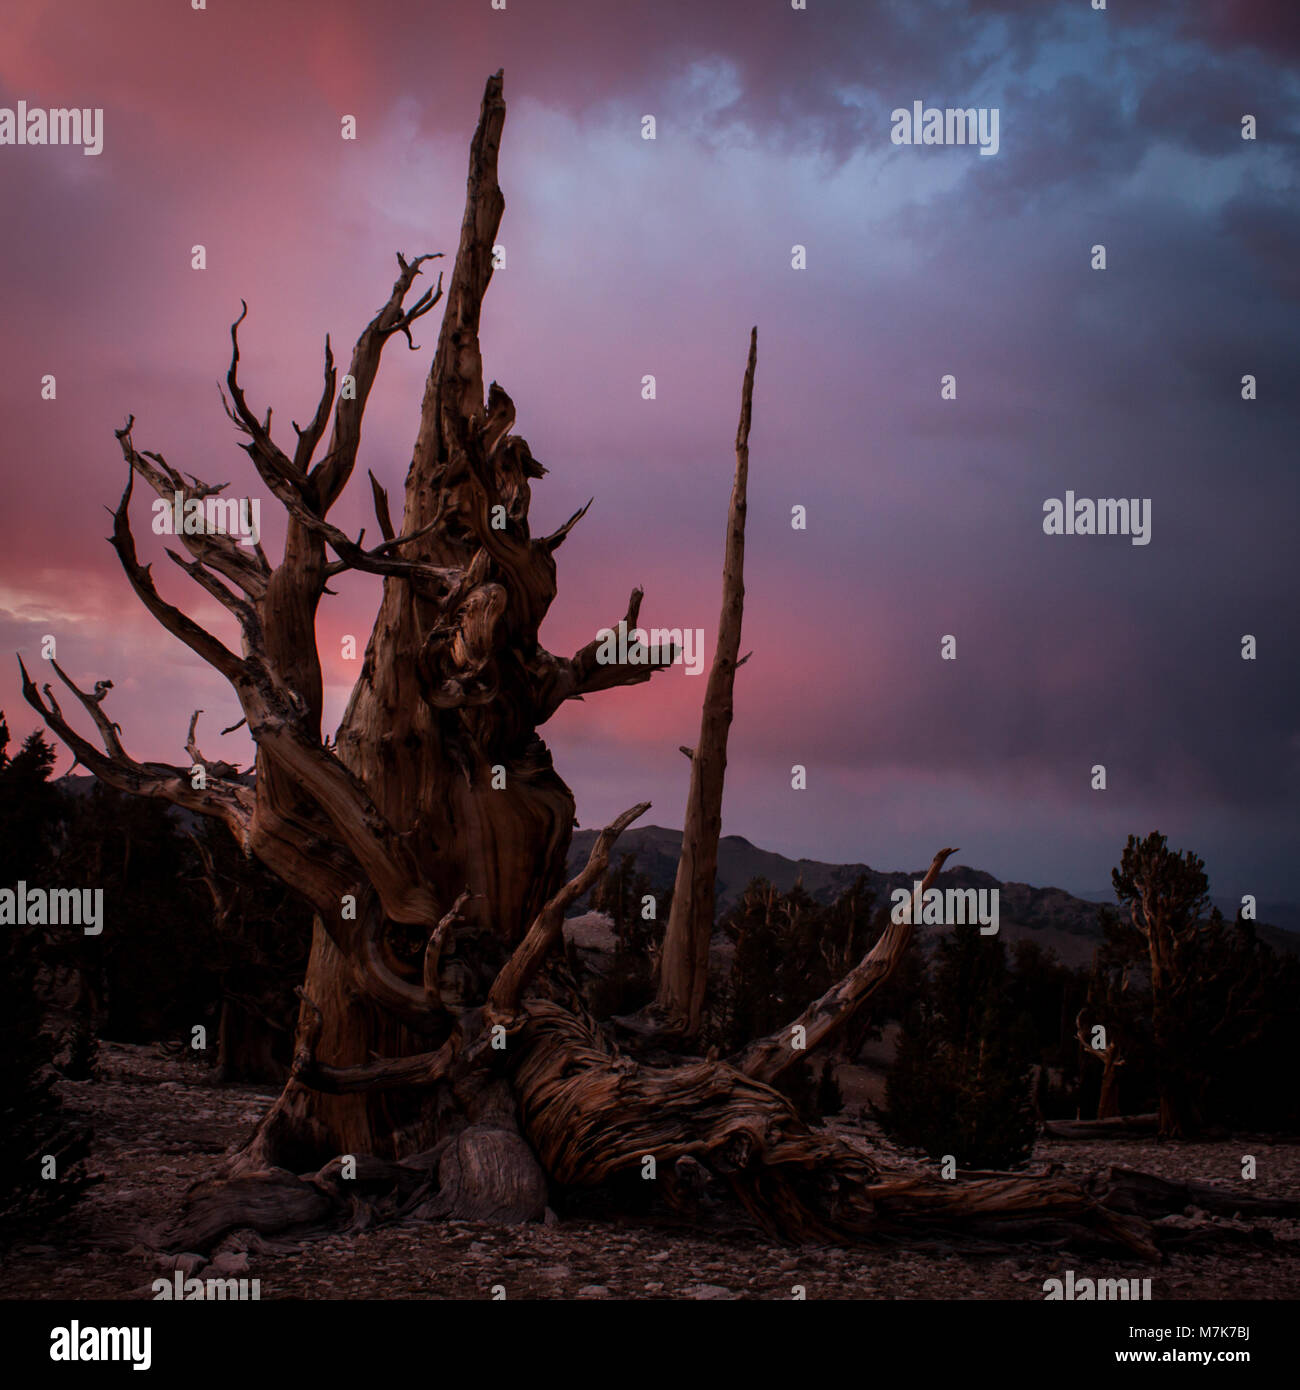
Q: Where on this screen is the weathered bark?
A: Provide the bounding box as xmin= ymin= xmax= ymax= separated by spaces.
xmin=514 ymin=996 xmax=1157 ymax=1258
xmin=654 ymin=329 xmax=756 ymax=1038
xmin=24 ymin=71 xmax=1234 ymax=1260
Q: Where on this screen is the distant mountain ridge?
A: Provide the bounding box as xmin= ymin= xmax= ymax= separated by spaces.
xmin=1074 ymin=889 xmax=1300 ymax=937
xmin=56 ymin=777 xmax=1298 ymax=963
xmin=566 ymin=825 xmax=1300 ymax=966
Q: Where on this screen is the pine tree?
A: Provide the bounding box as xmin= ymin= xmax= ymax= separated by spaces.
xmin=0 ymin=718 xmax=93 ymax=1233
xmin=880 ymin=924 xmax=1037 ymax=1168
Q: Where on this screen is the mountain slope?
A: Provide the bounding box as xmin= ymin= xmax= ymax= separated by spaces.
xmin=567 ymin=825 xmax=1300 ymax=966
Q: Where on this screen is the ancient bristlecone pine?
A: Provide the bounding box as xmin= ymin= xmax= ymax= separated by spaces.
xmin=23 ymin=71 xmax=1176 ymax=1258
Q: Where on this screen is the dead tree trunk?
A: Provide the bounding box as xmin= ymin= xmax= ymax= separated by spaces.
xmin=1041 ymin=1114 xmax=1158 ymax=1140
xmin=21 ymin=71 xmax=1212 ymax=1257
xmin=1076 ymin=1009 xmax=1124 ymax=1121
xmin=654 ymin=328 xmax=756 ymax=1038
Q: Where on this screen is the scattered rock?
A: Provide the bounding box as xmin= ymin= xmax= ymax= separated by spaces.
xmin=4 ymin=1041 xmax=1297 ymax=1302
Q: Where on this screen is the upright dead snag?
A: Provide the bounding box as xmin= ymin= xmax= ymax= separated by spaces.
xmin=655 ymin=328 xmax=757 ymax=1037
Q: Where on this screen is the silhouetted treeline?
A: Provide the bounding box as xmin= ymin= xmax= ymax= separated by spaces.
xmin=577 ymin=845 xmax=1300 ymax=1152
xmin=0 ymin=719 xmax=92 ymax=1234
xmin=8 ymin=714 xmax=1298 ymax=1228
xmin=0 ymin=722 xmax=311 ymax=1084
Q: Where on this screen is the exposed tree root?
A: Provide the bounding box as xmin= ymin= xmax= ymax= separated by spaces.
xmin=151 ymin=1005 xmax=1298 ymax=1261
xmin=156 ymin=1126 xmax=547 ymax=1254
xmin=512 ymin=999 xmax=1160 ymax=1259
xmin=155 ymin=1170 xmax=340 ymax=1253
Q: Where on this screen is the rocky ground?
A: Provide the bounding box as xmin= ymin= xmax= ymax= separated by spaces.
xmin=2 ymin=1042 xmax=1297 ymax=1301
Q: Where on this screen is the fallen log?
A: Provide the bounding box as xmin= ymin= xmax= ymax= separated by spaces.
xmin=1041 ymin=1113 xmax=1159 ymax=1140
xmin=1090 ymin=1165 xmax=1300 ymax=1220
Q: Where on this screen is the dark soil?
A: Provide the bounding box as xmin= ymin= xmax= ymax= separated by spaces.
xmin=2 ymin=1044 xmax=1296 ymax=1301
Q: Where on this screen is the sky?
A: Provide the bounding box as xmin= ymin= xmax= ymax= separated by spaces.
xmin=1 ymin=0 xmax=1297 ymax=901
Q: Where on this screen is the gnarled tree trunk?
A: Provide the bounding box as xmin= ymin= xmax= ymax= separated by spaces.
xmin=24 ymin=70 xmax=1211 ymax=1259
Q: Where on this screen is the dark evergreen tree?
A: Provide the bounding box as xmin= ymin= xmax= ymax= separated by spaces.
xmin=1005 ymin=937 xmax=1088 ymax=1119
xmin=1105 ymin=833 xmax=1289 ymax=1137
xmin=714 ymin=875 xmax=879 ymax=1054
xmin=0 ymin=718 xmax=93 ymax=1235
xmin=585 ymin=851 xmax=662 ymax=1017
xmin=879 ymin=923 xmax=1037 ymax=1168
xmin=815 ymin=1057 xmax=844 ymax=1117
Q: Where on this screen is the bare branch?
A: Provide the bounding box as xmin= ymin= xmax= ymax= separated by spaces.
xmin=114 ymin=417 xmax=270 ymax=599
xmin=488 ymin=802 xmax=651 ymax=1020
xmin=320 ymin=511 xmax=455 ymax=581
xmin=223 ymin=301 xmax=308 ymax=490
xmin=19 ymin=656 xmax=253 ymax=844
xmin=541 ymin=497 xmax=592 ymax=552
xmin=186 ymin=709 xmax=241 ymax=779
xmin=733 ymin=846 xmax=959 ymax=1084
xmin=108 ymin=464 xmax=246 ymax=683
xmin=311 ymin=251 xmax=445 ymax=512
xmin=164 ymin=548 xmax=260 ymax=632
xmin=368 ymin=469 xmax=396 ymax=542
xmin=48 ymin=661 xmax=127 ymax=762
xmin=532 ymin=587 xmax=679 ymax=722
xmin=291 ymin=335 xmax=337 ymax=476
xmin=218 ymin=432 xmax=458 ymax=588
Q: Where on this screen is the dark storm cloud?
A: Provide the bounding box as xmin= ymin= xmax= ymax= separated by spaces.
xmin=1 ymin=0 xmax=1296 ymax=898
